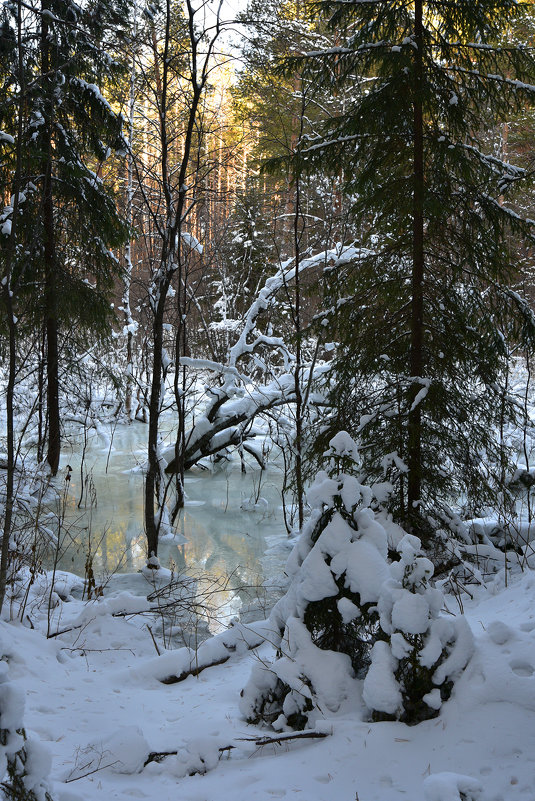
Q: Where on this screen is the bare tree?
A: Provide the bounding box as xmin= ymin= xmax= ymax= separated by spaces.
xmin=134 ymin=0 xmax=224 ymax=557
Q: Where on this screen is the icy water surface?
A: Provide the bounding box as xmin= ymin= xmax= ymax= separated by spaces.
xmin=51 ymin=422 xmax=291 ymax=620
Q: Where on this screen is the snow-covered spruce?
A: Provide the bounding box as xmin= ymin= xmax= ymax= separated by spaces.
xmin=240 ymin=433 xmax=391 ymax=729
xmin=240 ymin=432 xmax=475 ymax=730
xmin=363 ymin=534 xmax=474 ymax=724
xmin=0 ymin=627 xmax=54 ymax=801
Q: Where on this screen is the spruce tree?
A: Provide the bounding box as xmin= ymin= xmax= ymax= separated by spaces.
xmin=240 ymin=433 xmax=474 ymax=729
xmin=294 ymin=0 xmax=535 ymax=545
xmin=0 ymin=0 xmax=129 ymax=474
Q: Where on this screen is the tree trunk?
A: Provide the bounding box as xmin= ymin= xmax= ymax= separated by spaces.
xmin=145 ymin=289 xmax=166 ymax=557
xmin=124 ymin=20 xmax=137 ymax=423
xmin=292 ymin=93 xmax=306 ymax=531
xmin=0 ymin=297 xmax=17 ymax=614
xmin=407 ymin=0 xmax=425 ymax=528
xmin=45 ymin=302 xmax=60 ymax=476
xmin=143 ymin=0 xmax=219 ymax=557
xmin=0 ymin=0 xmax=24 ymax=613
xmin=37 ymin=326 xmax=46 ymax=463
xmin=143 ymin=3 xmax=171 ymax=559
xmin=42 ymin=4 xmax=61 ymax=476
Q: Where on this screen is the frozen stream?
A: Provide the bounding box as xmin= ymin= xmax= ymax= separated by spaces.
xmin=50 ymin=421 xmax=292 ymax=623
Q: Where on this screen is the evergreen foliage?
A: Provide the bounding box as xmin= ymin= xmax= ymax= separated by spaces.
xmin=1 ymin=0 xmax=129 ymax=329
xmin=292 ymin=0 xmax=535 ymax=539
xmin=240 ymin=433 xmax=475 ymax=729
xmin=364 ymin=534 xmax=474 ymax=724
xmin=240 ymin=433 xmax=392 ymax=729
xmin=0 ymin=0 xmax=130 ymax=472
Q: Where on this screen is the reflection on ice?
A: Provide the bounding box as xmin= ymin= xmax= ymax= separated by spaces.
xmin=50 ymin=421 xmax=291 ymax=629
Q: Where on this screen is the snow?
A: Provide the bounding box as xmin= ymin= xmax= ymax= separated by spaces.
xmin=391 ymin=591 xmax=430 ymax=634
xmin=3 ymin=553 xmax=535 ymax=801
xmin=326 ymin=430 xmax=360 ymax=461
xmin=22 ymin=737 xmax=54 ymax=796
xmin=180 ymin=231 xmax=204 ymax=254
xmin=70 ymin=79 xmax=113 ymax=114
xmin=79 ymin=727 xmax=150 ymax=775
xmin=409 ymin=378 xmax=430 ymax=411
xmin=432 ymin=616 xmax=475 ymax=685
xmin=298 ymin=545 xmax=339 ymax=602
xmin=362 ymin=641 xmax=402 ymax=715
xmin=271 ymin=616 xmax=355 ymax=714
xmin=423 ymin=773 xmax=483 ymax=801
xmin=334 ymin=537 xmax=391 ymax=603
xmin=337 ymin=597 xmax=361 ymax=623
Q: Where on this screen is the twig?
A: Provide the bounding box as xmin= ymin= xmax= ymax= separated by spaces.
xmin=145 ymin=750 xmax=179 ymax=765
xmin=144 ymin=730 xmax=330 ymax=767
xmin=147 ymin=624 xmax=161 ymax=656
xmin=237 ymin=731 xmax=329 ymax=746
xmin=60 ymin=646 xmax=136 ymax=655
xmin=47 ymin=622 xmax=85 ymax=638
xmin=158 ymin=628 xmax=267 ymax=684
xmin=64 ymin=761 xmax=119 ymax=783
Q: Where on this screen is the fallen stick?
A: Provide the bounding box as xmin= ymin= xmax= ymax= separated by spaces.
xmin=160 ymin=655 xmax=231 ymax=684
xmin=144 ymin=729 xmax=330 ymax=767
xmin=238 ymin=731 xmax=329 ymax=746
xmin=159 ymin=631 xmax=266 ymax=684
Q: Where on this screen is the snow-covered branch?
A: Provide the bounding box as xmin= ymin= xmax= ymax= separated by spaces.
xmin=164 ymin=248 xmax=341 ymax=474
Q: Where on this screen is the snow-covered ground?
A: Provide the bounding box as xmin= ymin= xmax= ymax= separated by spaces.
xmin=4 ymin=563 xmax=535 ymax=801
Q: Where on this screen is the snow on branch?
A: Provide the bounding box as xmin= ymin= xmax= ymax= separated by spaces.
xmin=164 ymin=248 xmax=342 ymax=474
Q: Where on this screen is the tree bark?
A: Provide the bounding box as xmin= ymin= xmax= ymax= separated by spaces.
xmin=407 ymin=0 xmax=425 ymax=527
xmin=145 ymin=292 xmax=166 ymax=557
xmin=0 ymin=0 xmax=24 ymax=613
xmin=124 ymin=17 xmax=137 ymax=423
xmin=143 ymin=0 xmax=220 ymax=556
xmin=144 ymin=0 xmax=172 ymax=558
xmin=292 ymin=94 xmax=305 ymax=531
xmin=42 ymin=4 xmax=61 ymax=476
xmin=0 ymin=288 xmax=18 ymax=615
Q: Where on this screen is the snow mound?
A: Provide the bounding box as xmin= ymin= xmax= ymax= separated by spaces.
xmin=423 ymin=772 xmax=482 ymax=801
xmin=146 ymin=737 xmax=222 ymax=779
xmin=70 ymin=726 xmax=150 ymax=777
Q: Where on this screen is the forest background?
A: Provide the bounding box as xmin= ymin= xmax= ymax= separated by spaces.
xmin=3 ymin=0 xmax=535 ymax=599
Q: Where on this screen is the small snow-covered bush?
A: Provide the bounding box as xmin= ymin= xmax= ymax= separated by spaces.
xmin=240 ymin=433 xmax=391 ymax=729
xmin=363 ymin=534 xmax=474 ymax=724
xmin=240 ymin=432 xmax=475 ymax=730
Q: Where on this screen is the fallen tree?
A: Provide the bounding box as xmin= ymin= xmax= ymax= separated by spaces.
xmin=163 ymin=245 xmax=355 ymax=477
